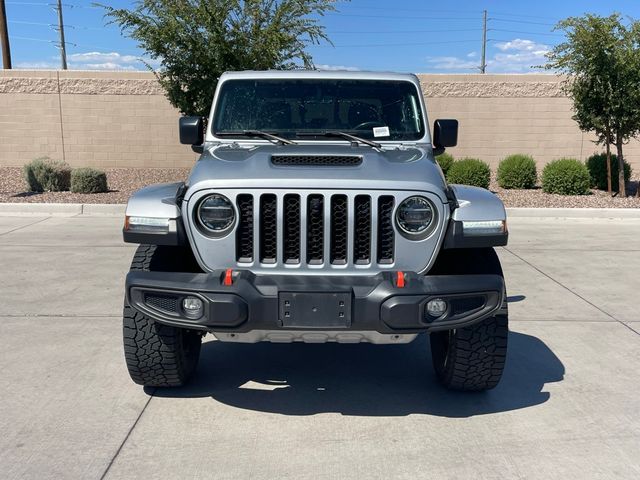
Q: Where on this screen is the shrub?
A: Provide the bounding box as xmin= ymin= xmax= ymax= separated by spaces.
xmin=541 ymin=158 xmax=590 ymax=195
xmin=23 ymin=157 xmax=71 ymax=192
xmin=446 ymin=158 xmax=491 ymax=189
xmin=435 ymin=152 xmax=454 ymax=176
xmin=71 ymin=168 xmax=108 ymax=194
xmin=497 ymin=154 xmax=537 ymax=189
xmin=585 ymin=153 xmax=632 ymax=191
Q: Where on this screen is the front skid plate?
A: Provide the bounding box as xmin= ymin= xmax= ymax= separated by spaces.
xmin=212 ymin=330 xmax=419 ymax=344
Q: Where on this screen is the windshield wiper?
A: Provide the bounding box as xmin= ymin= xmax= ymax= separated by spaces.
xmin=216 ymin=130 xmax=296 ymax=145
xmin=296 ymin=131 xmax=381 ymax=149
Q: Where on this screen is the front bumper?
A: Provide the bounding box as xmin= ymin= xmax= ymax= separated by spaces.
xmin=126 ymin=270 xmax=505 ymax=338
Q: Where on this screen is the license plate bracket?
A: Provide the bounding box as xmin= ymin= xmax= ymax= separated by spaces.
xmin=279 ymin=292 xmax=352 ymax=328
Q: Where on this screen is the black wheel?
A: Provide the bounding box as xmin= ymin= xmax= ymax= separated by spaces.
xmin=429 ymin=248 xmax=509 ymax=391
xmin=123 ymin=245 xmax=202 ymax=387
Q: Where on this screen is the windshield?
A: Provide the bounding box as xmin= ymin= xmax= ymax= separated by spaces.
xmin=212 ymin=78 xmax=425 ymax=141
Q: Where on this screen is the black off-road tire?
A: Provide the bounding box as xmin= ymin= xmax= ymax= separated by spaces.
xmin=123 ymin=245 xmax=202 ymax=387
xmin=429 ymin=248 xmax=509 ymax=391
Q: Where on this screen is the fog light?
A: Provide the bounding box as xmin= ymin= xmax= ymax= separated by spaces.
xmin=182 ymin=297 xmax=203 ymax=317
xmin=426 ymin=298 xmax=447 ymax=318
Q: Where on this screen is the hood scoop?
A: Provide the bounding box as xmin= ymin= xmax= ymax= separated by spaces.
xmin=271 ymin=155 xmax=362 ymax=167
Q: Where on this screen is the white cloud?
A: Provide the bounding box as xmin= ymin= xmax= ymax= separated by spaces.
xmin=495 ymin=39 xmax=547 ymax=53
xmin=68 ymin=51 xmax=162 ymax=70
xmin=76 ymin=62 xmax=137 ymax=70
xmin=15 ymin=61 xmax=60 ymax=69
xmin=489 ymin=39 xmax=550 ymax=72
xmin=16 ymin=51 xmax=160 ymax=71
xmin=425 ymin=56 xmax=479 ymax=71
xmin=315 ymin=64 xmax=360 ymax=71
xmin=425 ymin=38 xmax=551 ymax=73
xmin=68 ymin=51 xmax=142 ymax=64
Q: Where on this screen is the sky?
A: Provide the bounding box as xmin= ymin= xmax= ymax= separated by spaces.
xmin=4 ymin=0 xmax=640 ymax=73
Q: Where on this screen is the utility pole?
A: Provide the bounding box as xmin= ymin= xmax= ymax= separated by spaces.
xmin=55 ymin=0 xmax=67 ymax=70
xmin=480 ymin=9 xmax=487 ymax=74
xmin=0 ymin=0 xmax=12 ymax=69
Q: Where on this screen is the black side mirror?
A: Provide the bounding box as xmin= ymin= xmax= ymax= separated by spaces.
xmin=433 ymin=119 xmax=458 ymax=155
xmin=179 ymin=116 xmax=204 ymax=146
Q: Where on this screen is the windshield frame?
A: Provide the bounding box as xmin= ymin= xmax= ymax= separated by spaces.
xmin=206 ymin=74 xmax=431 ymax=145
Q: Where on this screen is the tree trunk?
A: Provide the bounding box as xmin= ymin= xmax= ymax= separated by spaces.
xmin=615 ymin=135 xmax=626 ymax=197
xmin=605 ymin=140 xmax=612 ymax=194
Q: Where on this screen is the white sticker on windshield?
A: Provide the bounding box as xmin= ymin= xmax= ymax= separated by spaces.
xmin=373 ymin=126 xmax=390 ymax=138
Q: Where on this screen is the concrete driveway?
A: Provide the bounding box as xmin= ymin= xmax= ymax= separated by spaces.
xmin=0 ymin=214 xmax=638 ymax=479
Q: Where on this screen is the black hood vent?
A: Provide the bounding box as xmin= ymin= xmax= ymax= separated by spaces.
xmin=271 ymin=155 xmax=362 ymax=166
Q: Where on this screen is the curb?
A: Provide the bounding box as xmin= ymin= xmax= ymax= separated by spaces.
xmin=506 ymin=207 xmax=640 ymax=219
xmin=0 ymin=203 xmax=638 ymax=219
xmin=0 ymin=203 xmax=126 ymax=217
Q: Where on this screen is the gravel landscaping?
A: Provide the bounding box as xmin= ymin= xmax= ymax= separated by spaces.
xmin=0 ymin=166 xmax=639 ymax=208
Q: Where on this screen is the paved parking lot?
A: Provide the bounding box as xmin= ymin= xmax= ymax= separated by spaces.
xmin=0 ymin=213 xmax=639 ymax=479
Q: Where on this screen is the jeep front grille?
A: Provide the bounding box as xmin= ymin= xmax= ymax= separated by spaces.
xmin=234 ymin=192 xmax=396 ymax=268
xmin=188 ymin=189 xmax=447 ymax=275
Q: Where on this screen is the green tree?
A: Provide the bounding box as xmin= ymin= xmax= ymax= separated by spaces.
xmin=544 ymin=13 xmax=640 ymax=196
xmin=101 ymin=0 xmax=342 ymax=116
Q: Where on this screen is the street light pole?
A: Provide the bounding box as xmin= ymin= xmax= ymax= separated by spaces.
xmin=480 ymin=9 xmax=487 ymax=74
xmin=55 ymin=0 xmax=67 ymax=70
xmin=0 ymin=0 xmax=12 ymax=69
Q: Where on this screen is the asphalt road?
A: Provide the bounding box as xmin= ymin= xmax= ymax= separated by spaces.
xmin=0 ymin=214 xmax=639 ymax=479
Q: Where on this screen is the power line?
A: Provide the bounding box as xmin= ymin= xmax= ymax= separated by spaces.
xmin=6 ymin=1 xmax=49 ymax=5
xmin=326 ymin=13 xmax=480 ymax=21
xmin=9 ymin=19 xmax=51 ymax=25
xmin=488 ymin=37 xmax=559 ymax=45
xmin=491 ymin=28 xmax=564 ymax=37
xmin=10 ymin=34 xmax=53 ymax=42
xmin=490 ymin=17 xmax=557 ymax=26
xmin=9 ymin=18 xmax=113 ymax=31
xmin=328 ymin=28 xmax=482 ymax=34
xmin=315 ymin=39 xmax=480 ymax=48
xmin=490 ymin=11 xmax=561 ymax=21
xmin=6 ymin=1 xmax=99 ymax=7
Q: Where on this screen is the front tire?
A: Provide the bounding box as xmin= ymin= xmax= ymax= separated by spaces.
xmin=428 ymin=248 xmax=508 ymax=391
xmin=123 ymin=245 xmax=202 ymax=387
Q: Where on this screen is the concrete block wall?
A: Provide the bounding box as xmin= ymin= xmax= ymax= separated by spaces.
xmin=1 ymin=70 xmax=639 ymax=171
xmin=0 ymin=70 xmax=196 ymax=168
xmin=417 ymin=74 xmax=638 ymax=169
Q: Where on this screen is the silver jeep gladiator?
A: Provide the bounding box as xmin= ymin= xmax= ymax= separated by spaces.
xmin=122 ymin=70 xmax=509 ymax=391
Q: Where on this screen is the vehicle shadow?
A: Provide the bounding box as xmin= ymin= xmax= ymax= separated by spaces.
xmin=151 ymin=330 xmax=563 ymax=417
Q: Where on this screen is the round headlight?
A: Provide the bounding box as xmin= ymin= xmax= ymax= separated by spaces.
xmin=197 ymin=194 xmax=235 ymax=235
xmin=396 ymin=196 xmax=435 ymax=237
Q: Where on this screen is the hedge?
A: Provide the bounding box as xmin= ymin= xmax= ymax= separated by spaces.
xmin=541 ymin=158 xmax=590 ymax=195
xmin=497 ymin=154 xmax=537 ymax=189
xmin=71 ymin=168 xmax=109 ymax=194
xmin=23 ymin=157 xmax=71 ymax=192
xmin=585 ymin=153 xmax=632 ymax=191
xmin=435 ymin=152 xmax=454 ymax=176
xmin=446 ymin=158 xmax=491 ymax=189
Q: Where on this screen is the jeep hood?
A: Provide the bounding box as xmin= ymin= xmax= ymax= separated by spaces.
xmin=185 ymin=143 xmax=448 ymax=202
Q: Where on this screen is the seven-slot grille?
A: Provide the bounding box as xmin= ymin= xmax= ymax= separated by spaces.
xmin=235 ymin=193 xmax=395 ymax=267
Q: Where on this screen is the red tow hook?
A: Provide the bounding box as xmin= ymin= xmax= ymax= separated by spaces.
xmin=396 ymin=271 xmax=406 ymax=288
xmin=223 ymin=268 xmax=234 ymax=286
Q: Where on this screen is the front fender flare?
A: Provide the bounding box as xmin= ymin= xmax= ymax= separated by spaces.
xmin=443 ymin=185 xmax=508 ymax=249
xmin=123 ymin=182 xmax=186 ymax=246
